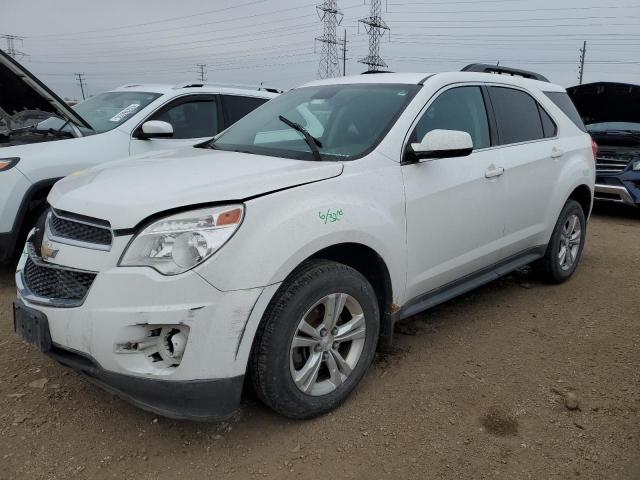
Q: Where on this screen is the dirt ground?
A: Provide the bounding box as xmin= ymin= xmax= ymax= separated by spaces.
xmin=0 ymin=203 xmax=638 ymax=480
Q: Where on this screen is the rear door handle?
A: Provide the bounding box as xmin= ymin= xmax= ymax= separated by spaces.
xmin=485 ymin=166 xmax=504 ymax=178
xmin=551 ymin=146 xmax=564 ymax=158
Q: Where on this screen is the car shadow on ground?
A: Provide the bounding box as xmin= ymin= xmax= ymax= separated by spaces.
xmin=591 ymin=202 xmax=640 ymax=220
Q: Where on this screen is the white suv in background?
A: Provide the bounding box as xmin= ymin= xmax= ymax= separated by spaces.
xmin=0 ymin=50 xmax=277 ymax=262
xmin=14 ymin=65 xmax=595 ymax=422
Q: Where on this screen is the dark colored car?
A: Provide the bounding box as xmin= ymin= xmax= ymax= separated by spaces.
xmin=568 ymin=82 xmax=640 ymax=207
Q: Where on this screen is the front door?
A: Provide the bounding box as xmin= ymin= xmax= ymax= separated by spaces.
xmin=130 ymin=94 xmax=220 ymax=156
xmin=402 ymin=85 xmax=506 ymax=301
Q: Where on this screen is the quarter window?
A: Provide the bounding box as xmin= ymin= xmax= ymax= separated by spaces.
xmin=489 ymin=87 xmax=545 ymax=144
xmin=150 ymin=98 xmax=218 ymax=139
xmin=411 ymin=86 xmax=491 ymax=150
xmin=538 ymin=104 xmax=557 ymax=138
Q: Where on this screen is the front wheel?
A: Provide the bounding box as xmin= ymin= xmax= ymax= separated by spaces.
xmin=250 ymin=260 xmax=380 ymax=419
xmin=538 ymin=199 xmax=586 ymax=283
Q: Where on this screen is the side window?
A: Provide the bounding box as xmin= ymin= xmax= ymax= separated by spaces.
xmin=489 ymin=87 xmax=544 ymax=144
xmin=150 ymin=98 xmax=218 ymax=139
xmin=221 ymin=95 xmax=268 ymax=126
xmin=538 ymin=104 xmax=557 ymax=138
xmin=411 ymin=86 xmax=490 ymax=150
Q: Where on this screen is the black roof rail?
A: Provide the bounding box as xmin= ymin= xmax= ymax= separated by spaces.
xmin=461 ymin=63 xmax=549 ymax=83
xmin=361 ymin=70 xmax=394 ymax=74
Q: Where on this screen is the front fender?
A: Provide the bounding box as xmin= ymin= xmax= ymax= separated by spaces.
xmin=196 ymin=158 xmax=407 ymax=303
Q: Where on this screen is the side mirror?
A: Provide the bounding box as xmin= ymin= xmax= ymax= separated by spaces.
xmin=409 ymin=129 xmax=473 ymax=161
xmin=136 ymin=120 xmax=174 ymax=139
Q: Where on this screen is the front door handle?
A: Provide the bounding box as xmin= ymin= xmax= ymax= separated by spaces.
xmin=551 ymin=146 xmax=564 ymax=158
xmin=485 ymin=166 xmax=504 ymax=178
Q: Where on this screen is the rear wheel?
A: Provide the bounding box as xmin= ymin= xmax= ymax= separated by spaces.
xmin=538 ymin=199 xmax=586 ymax=283
xmin=250 ymin=260 xmax=379 ymax=419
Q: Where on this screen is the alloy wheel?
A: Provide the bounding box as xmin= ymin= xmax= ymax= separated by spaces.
xmin=558 ymin=213 xmax=582 ymax=271
xmin=289 ymin=293 xmax=366 ymax=396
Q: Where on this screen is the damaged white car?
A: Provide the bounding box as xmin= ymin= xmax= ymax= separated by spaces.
xmin=14 ymin=65 xmax=594 ymax=421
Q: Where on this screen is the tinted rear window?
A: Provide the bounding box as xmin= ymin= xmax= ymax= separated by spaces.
xmin=544 ymin=91 xmax=587 ymax=132
xmin=489 ymin=86 xmax=544 ymax=144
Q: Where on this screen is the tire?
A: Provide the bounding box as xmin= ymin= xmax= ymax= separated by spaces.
xmin=538 ymin=199 xmax=586 ymax=284
xmin=250 ymin=259 xmax=380 ymax=419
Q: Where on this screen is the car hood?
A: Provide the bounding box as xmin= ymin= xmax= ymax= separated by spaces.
xmin=49 ymin=147 xmax=344 ymax=229
xmin=567 ymin=82 xmax=640 ymax=126
xmin=0 ymin=50 xmax=92 ymax=134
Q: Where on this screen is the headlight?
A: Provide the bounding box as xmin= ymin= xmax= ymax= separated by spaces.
xmin=0 ymin=157 xmax=20 ymax=171
xmin=119 ymin=205 xmax=244 ymax=275
xmin=633 ymin=160 xmax=640 ymax=171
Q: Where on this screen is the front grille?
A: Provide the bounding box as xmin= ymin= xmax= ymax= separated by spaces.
xmin=22 ymin=247 xmax=96 ymax=304
xmin=49 ymin=211 xmax=112 ymax=247
xmin=595 ymin=151 xmax=637 ymax=174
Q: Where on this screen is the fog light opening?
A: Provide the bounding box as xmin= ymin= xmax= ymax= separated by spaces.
xmin=115 ymin=324 xmax=190 ymax=370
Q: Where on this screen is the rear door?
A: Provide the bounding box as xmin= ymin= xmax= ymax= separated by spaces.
xmin=487 ymin=86 xmax=560 ymax=257
xmin=402 ymin=84 xmax=506 ymax=301
xmin=129 ymin=94 xmax=221 ymax=155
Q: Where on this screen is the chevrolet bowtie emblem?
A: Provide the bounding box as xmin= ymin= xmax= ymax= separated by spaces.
xmin=41 ymin=242 xmax=59 ymax=261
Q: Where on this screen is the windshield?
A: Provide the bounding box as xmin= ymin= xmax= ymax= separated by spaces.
xmin=211 ymin=83 xmax=420 ymax=160
xmin=586 ymin=121 xmax=640 ymax=133
xmin=73 ymin=91 xmax=162 ymax=133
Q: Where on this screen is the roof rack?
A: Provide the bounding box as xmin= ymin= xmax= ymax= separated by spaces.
xmin=172 ymin=81 xmax=283 ymax=93
xmin=461 ymin=63 xmax=549 ymax=83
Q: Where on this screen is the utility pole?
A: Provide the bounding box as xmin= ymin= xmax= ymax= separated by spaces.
xmin=1 ymin=34 xmax=25 ymax=59
xmin=358 ymin=0 xmax=390 ymax=72
xmin=342 ymin=29 xmax=347 ymax=76
xmin=315 ymin=1 xmax=344 ymax=79
xmin=75 ymin=73 xmax=87 ymax=100
xmin=196 ymin=63 xmax=207 ymax=82
xmin=578 ymin=41 xmax=587 ymax=85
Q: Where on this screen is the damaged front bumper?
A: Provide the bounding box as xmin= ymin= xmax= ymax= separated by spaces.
xmin=14 ymin=243 xmax=266 ymax=421
xmin=14 ymin=298 xmax=243 ymax=420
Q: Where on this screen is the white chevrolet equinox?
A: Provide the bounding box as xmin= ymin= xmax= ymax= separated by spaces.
xmin=14 ymin=66 xmax=596 ymax=421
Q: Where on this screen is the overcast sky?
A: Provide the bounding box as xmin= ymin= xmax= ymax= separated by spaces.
xmin=2 ymin=0 xmax=638 ymax=100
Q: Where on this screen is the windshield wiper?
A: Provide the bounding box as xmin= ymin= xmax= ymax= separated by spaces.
xmin=278 ymin=115 xmax=323 ymax=161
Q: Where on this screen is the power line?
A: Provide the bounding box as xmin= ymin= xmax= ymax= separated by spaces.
xmin=316 ymin=1 xmax=344 ymax=79
xmin=358 ymin=0 xmax=390 ymax=71
xmin=29 ymin=0 xmax=268 ymax=38
xmin=75 ymin=73 xmax=88 ymax=100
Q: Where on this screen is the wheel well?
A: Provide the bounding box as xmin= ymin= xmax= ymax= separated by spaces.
xmin=309 ymin=243 xmax=395 ymax=351
xmin=10 ymin=181 xmax=56 ymax=259
xmin=568 ymin=184 xmax=592 ymax=218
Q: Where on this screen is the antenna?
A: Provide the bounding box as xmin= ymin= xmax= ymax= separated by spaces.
xmin=75 ymin=73 xmax=88 ymax=100
xmin=358 ymin=0 xmax=390 ymax=72
xmin=577 ymin=41 xmax=587 ymax=85
xmin=1 ymin=34 xmax=26 ymax=59
xmin=315 ymin=1 xmax=344 ymax=79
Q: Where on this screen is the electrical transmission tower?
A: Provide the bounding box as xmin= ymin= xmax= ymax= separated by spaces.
xmin=577 ymin=41 xmax=587 ymax=85
xmin=315 ymin=1 xmax=344 ymax=79
xmin=358 ymin=0 xmax=390 ymax=72
xmin=75 ymin=73 xmax=88 ymax=100
xmin=1 ymin=34 xmax=26 ymax=59
xmin=196 ymin=64 xmax=207 ymax=82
